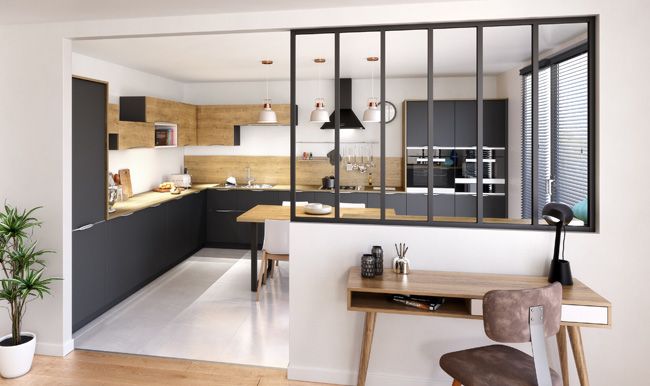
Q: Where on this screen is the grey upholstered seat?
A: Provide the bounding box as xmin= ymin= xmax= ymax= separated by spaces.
xmin=439 ymin=282 xmax=563 ymax=386
xmin=440 ymin=344 xmax=562 ymax=386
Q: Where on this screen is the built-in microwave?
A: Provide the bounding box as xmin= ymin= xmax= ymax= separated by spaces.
xmin=154 ymin=122 xmax=177 ymax=147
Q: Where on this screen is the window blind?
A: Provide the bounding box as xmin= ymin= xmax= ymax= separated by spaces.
xmin=521 ymin=75 xmax=532 ymax=219
xmin=521 ymin=50 xmax=588 ymax=220
xmin=552 ymin=52 xmax=589 ymax=208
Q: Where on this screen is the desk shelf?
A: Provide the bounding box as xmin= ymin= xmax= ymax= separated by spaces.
xmin=348 ymin=291 xmax=480 ymax=320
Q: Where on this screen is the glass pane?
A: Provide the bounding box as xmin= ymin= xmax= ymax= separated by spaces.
xmin=386 ymin=29 xmax=428 ymax=221
xmin=431 ymin=28 xmax=476 ymax=223
xmin=482 ymin=25 xmax=532 ymax=225
xmin=538 ymin=23 xmax=589 ymax=228
xmin=333 ymin=31 xmax=382 ymax=220
xmin=295 ymin=33 xmax=335 ymax=218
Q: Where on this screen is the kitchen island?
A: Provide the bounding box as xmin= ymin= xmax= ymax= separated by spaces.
xmin=237 ymin=205 xmax=397 ymax=291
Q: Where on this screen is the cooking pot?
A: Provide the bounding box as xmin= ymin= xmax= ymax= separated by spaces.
xmin=322 ymin=176 xmax=336 ymax=189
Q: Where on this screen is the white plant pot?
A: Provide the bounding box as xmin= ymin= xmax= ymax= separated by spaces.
xmin=0 ymin=332 xmax=36 ymax=378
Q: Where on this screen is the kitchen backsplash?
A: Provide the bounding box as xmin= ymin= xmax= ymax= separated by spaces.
xmin=184 ymin=155 xmax=403 ymax=187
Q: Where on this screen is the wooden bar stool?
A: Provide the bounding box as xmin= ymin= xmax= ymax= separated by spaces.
xmin=440 ymin=282 xmax=563 ymax=386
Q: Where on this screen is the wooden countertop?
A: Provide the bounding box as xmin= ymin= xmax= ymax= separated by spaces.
xmin=236 ymin=204 xmax=397 ymax=223
xmin=108 ymin=183 xmax=215 ymax=220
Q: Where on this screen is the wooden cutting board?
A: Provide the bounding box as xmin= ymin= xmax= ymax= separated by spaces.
xmin=118 ymin=169 xmax=133 ymax=198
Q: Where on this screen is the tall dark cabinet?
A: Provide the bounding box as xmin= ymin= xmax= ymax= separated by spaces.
xmin=72 ymin=77 xmax=107 ymax=229
xmin=72 ymin=77 xmax=108 ymax=332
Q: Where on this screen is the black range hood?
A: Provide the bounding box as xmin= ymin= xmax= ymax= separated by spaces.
xmin=320 ymin=78 xmax=365 ymax=130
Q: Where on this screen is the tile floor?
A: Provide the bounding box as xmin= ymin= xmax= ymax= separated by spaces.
xmin=73 ymin=248 xmax=290 ymax=368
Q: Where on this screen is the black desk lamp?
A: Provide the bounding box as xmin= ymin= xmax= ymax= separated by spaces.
xmin=542 ymin=202 xmax=574 ymax=285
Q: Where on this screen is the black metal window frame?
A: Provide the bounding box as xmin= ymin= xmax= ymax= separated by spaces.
xmin=289 ymin=16 xmax=597 ymax=232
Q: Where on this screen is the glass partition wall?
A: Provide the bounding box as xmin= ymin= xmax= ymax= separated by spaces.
xmin=290 ymin=16 xmax=595 ymax=231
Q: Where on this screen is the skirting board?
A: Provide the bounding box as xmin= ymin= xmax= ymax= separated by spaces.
xmin=36 ymin=339 xmax=74 ymax=356
xmin=288 ymin=365 xmax=451 ymax=386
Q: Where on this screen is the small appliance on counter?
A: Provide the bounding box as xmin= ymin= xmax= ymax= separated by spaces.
xmin=167 ymin=173 xmax=192 ymax=188
xmin=322 ymin=175 xmax=336 ymax=189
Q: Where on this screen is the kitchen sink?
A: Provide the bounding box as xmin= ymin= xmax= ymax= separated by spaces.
xmin=213 ymin=184 xmax=274 ymax=189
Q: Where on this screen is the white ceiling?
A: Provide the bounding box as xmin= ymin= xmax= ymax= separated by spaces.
xmin=0 ymin=0 xmax=455 ymax=25
xmin=73 ymin=23 xmax=587 ymax=82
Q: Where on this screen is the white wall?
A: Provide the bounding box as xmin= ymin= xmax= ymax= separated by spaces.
xmin=0 ymin=1 xmax=648 ymax=385
xmin=71 ymin=53 xmax=185 ymax=193
xmin=183 ymin=76 xmax=497 ymax=157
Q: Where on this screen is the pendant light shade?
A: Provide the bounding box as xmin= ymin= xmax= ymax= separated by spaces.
xmin=362 ymin=98 xmax=381 ymax=123
xmin=362 ymin=57 xmax=381 ymax=123
xmin=310 ymin=58 xmax=330 ymax=123
xmin=310 ymin=98 xmax=329 ymax=123
xmin=258 ymin=59 xmax=278 ymax=124
xmin=258 ymin=99 xmax=278 ymax=123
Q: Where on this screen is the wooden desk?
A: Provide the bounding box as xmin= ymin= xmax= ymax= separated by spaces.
xmin=347 ymin=267 xmax=611 ymax=386
xmin=237 ymin=205 xmax=396 ymax=291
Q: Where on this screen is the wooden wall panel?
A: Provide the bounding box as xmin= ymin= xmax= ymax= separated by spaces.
xmin=197 ymin=104 xmax=291 ymax=146
xmin=185 ymin=155 xmax=403 ymax=188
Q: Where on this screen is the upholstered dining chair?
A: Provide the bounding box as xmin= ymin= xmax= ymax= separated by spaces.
xmin=439 ymin=282 xmax=563 ymax=386
xmin=256 ymin=219 xmax=290 ymax=301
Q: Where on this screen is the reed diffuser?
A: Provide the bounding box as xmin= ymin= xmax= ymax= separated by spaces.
xmin=392 ymin=242 xmax=410 ymax=274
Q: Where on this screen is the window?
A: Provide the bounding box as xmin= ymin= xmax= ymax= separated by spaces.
xmin=521 ymin=48 xmax=589 ymax=222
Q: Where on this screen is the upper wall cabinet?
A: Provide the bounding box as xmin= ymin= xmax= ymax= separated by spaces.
xmin=108 ymin=103 xmax=154 ymax=150
xmin=196 ymin=104 xmax=291 ymax=146
xmin=120 ymin=96 xmax=197 ymax=146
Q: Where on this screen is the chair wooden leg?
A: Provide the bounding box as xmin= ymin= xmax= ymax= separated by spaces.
xmin=256 ymin=251 xmax=268 ymax=302
xmin=452 ymin=380 xmax=461 ymax=386
xmin=557 ymin=325 xmax=569 ymax=386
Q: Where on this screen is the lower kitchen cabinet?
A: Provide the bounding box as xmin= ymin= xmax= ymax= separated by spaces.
xmin=72 ymin=220 xmax=109 ymax=332
xmin=73 ymin=192 xmax=205 ymax=333
xmin=207 ymin=210 xmax=248 ymax=245
xmin=313 ymin=192 xmax=334 ymax=206
xmin=455 ymin=194 xmax=477 ymax=218
xmin=406 ymin=193 xmax=428 ymax=216
xmin=367 ymin=193 xmax=407 ymax=216
xmin=340 ymin=192 xmax=367 ymax=205
xmin=433 ymin=194 xmax=455 ymax=217
xmin=484 ymin=195 xmax=507 ymax=218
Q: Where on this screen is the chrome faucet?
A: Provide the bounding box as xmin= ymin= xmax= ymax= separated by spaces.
xmin=246 ymin=166 xmax=255 ymax=187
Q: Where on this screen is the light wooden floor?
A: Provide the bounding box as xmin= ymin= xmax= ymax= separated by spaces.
xmin=5 ymin=350 xmax=335 ymax=386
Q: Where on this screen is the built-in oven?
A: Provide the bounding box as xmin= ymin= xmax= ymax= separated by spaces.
xmin=406 ymin=148 xmax=455 ymax=193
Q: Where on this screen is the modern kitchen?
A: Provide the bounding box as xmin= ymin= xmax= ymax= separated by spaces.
xmin=70 ymin=22 xmax=590 ymax=373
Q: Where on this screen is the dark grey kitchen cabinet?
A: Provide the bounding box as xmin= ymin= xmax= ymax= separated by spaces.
xmin=208 ymin=189 xmax=238 ymax=211
xmin=72 ymin=77 xmax=107 ymax=229
xmin=72 ymin=220 xmax=109 ymax=332
xmin=484 ymin=100 xmax=507 ymax=148
xmin=367 ymin=193 xmax=407 ymax=215
xmin=313 ymin=192 xmax=335 ymax=206
xmin=484 ymin=195 xmax=507 ymax=218
xmin=406 ymin=101 xmax=428 ymax=147
xmin=238 ymin=190 xmax=278 ymax=210
xmin=432 ymin=194 xmax=455 ymax=217
xmin=455 ymin=194 xmax=477 ymax=218
xmin=167 ymin=197 xmax=194 ymax=266
xmin=433 ymin=101 xmax=455 ymax=147
xmin=455 ymin=101 xmax=477 ymax=148
xmin=406 ymin=193 xmax=428 ymax=216
xmin=295 ymin=191 xmax=315 ymax=203
xmin=206 ymin=210 xmax=248 ymax=245
xmin=340 ymin=192 xmax=368 ymax=205
xmin=106 ymin=212 xmax=147 ymax=302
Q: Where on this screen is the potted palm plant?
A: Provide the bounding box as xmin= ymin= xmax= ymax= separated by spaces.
xmin=0 ymin=204 xmax=58 ymax=378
